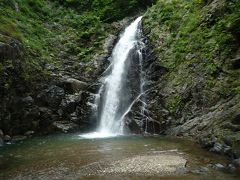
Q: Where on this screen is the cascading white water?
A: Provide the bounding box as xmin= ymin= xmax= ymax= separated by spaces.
xmin=98 ymin=16 xmax=143 ymax=135
xmin=81 ymin=17 xmax=145 ymax=138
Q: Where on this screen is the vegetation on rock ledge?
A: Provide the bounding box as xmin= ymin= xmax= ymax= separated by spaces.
xmin=0 ymin=0 xmax=155 ymax=91
xmin=144 ymin=0 xmax=240 ymax=111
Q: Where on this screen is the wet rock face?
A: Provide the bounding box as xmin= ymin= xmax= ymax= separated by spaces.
xmin=59 ymin=78 xmax=88 ymax=94
xmin=141 ymin=0 xmax=240 ymax=158
xmin=76 ymin=91 xmax=98 ymax=131
xmin=121 ymin=30 xmax=168 ymax=134
xmin=37 ymin=85 xmax=65 ymax=109
xmin=0 ymin=17 xmax=130 ymax=138
xmin=0 ymin=41 xmax=22 ymax=60
xmin=51 ymin=121 xmax=79 ymax=133
xmin=0 ymin=129 xmax=3 ymax=147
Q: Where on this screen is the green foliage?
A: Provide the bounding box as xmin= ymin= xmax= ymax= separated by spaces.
xmin=0 ymin=0 xmax=155 ymax=91
xmin=60 ymin=0 xmax=155 ymax=22
xmin=166 ymin=95 xmax=182 ymax=113
xmin=144 ymin=0 xmax=240 ymax=107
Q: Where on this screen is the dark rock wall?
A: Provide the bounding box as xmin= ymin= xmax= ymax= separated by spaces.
xmin=123 ymin=23 xmax=168 ymax=134
xmin=0 ymin=18 xmax=133 ymax=138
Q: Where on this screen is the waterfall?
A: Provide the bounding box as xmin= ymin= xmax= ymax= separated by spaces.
xmin=81 ymin=17 xmax=146 ymax=138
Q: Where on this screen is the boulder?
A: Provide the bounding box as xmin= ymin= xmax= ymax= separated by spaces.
xmin=103 ymin=34 xmax=117 ymax=53
xmin=125 ymin=116 xmax=142 ymax=134
xmin=37 ymin=85 xmax=65 ymax=109
xmin=210 ymin=143 xmax=223 ymax=154
xmin=199 ymin=137 xmax=216 ymax=148
xmin=12 ymin=135 xmax=27 ymax=143
xmin=227 ymin=164 xmax=236 ymax=172
xmin=61 ymin=78 xmax=88 ymax=94
xmin=38 ymin=107 xmax=57 ymax=130
xmin=0 ymin=41 xmax=21 ymax=60
xmin=87 ymin=83 xmax=101 ymax=94
xmin=21 ymin=96 xmax=34 ymax=107
xmin=24 ymin=130 xmax=34 ymax=137
xmin=0 ymin=137 xmax=3 ymax=147
xmin=191 ymin=167 xmax=209 ymax=175
xmin=76 ymin=91 xmax=98 ymax=131
xmin=70 ymin=112 xmax=78 ymax=122
xmin=4 ymin=135 xmax=11 ymax=142
xmin=232 ymin=158 xmax=240 ymax=167
xmin=51 ymin=121 xmax=79 ymax=133
xmin=59 ymin=94 xmax=81 ymax=116
xmin=214 ymin=163 xmax=225 ymax=170
xmin=0 ymin=129 xmax=3 ymax=137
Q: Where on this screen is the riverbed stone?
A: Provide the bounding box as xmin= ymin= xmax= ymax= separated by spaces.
xmin=227 ymin=164 xmax=237 ymax=172
xmin=214 ymin=163 xmax=225 ymax=170
xmin=0 ymin=129 xmax=3 ymax=137
xmin=4 ymin=135 xmax=11 ymax=142
xmin=199 ymin=167 xmax=209 ymax=172
xmin=232 ymin=158 xmax=240 ymax=167
xmin=199 ymin=137 xmax=216 ymax=148
xmin=84 ymin=154 xmax=188 ymax=176
xmin=0 ymin=137 xmax=3 ymax=147
xmin=192 ymin=167 xmax=209 ymax=175
xmin=210 ymin=143 xmax=223 ymax=154
xmin=24 ymin=131 xmax=34 ymax=137
xmin=12 ymin=135 xmax=27 ymax=142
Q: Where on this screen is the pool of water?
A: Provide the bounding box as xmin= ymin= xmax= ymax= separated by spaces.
xmin=0 ymin=134 xmax=239 ymax=179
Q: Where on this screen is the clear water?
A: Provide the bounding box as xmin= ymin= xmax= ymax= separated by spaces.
xmin=0 ymin=134 xmax=239 ymax=179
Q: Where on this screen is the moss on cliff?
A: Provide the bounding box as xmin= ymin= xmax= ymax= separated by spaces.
xmin=0 ymin=0 xmax=155 ymax=89
xmin=143 ymin=0 xmax=240 ymax=112
xmin=143 ymin=0 xmax=240 ymax=154
xmin=0 ymin=0 xmax=156 ymax=135
xmin=0 ymin=0 xmax=102 ymax=82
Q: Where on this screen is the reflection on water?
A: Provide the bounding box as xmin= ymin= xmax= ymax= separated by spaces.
xmin=0 ymin=134 xmax=239 ymax=179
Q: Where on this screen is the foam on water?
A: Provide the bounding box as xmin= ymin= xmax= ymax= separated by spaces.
xmin=79 ymin=132 xmax=119 ymax=139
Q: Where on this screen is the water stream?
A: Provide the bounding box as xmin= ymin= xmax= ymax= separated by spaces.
xmin=82 ymin=17 xmax=146 ymax=138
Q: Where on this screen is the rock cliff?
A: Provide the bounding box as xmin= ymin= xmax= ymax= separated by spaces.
xmin=141 ymin=0 xmax=240 ymax=158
